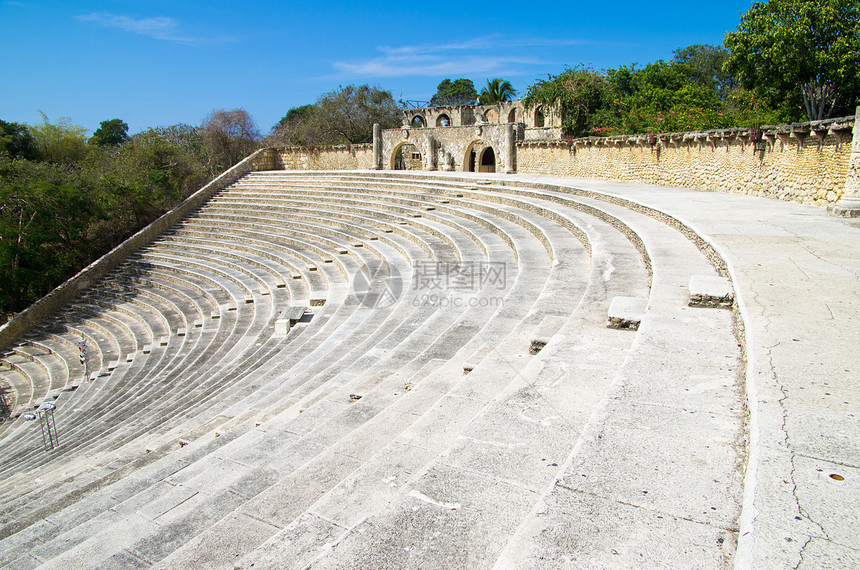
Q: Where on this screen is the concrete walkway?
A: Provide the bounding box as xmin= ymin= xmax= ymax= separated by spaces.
xmin=503 ymin=173 xmax=860 ymax=568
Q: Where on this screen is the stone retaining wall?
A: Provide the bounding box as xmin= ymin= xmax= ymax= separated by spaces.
xmin=276 ymin=144 xmax=374 ymax=170
xmin=270 ymin=114 xmax=857 ymax=207
xmin=517 ymin=120 xmax=854 ymax=206
xmin=0 ymin=148 xmax=278 ymax=351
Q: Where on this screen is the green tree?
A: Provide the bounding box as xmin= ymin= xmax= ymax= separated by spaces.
xmin=429 ymin=78 xmax=478 ymax=106
xmin=275 ymin=105 xmax=316 ymax=131
xmin=0 ymin=176 xmax=96 ymax=310
xmin=724 ymin=0 xmax=860 ymax=120
xmin=268 ymin=105 xmax=321 ymax=146
xmin=478 ymin=78 xmax=517 ymax=105
xmin=0 ymin=119 xmax=218 ymax=313
xmin=673 ymin=44 xmax=735 ymax=98
xmin=30 ymin=112 xmax=87 ymax=164
xmin=314 ymin=84 xmax=403 ymax=145
xmin=0 ymin=120 xmax=36 ymax=160
xmin=592 ymin=58 xmax=733 ymax=134
xmin=89 ymin=118 xmax=129 ymax=147
xmin=723 ymin=88 xmax=795 ymax=127
xmin=524 ymin=66 xmax=606 ymax=136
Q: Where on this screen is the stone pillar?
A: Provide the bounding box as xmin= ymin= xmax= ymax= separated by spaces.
xmin=504 ymin=122 xmax=516 ymax=174
xmin=372 ymin=123 xmax=382 ymax=170
xmin=426 ymin=135 xmax=437 ymax=171
xmin=442 ymin=152 xmax=453 ymax=171
xmin=831 ymin=106 xmax=860 ymax=217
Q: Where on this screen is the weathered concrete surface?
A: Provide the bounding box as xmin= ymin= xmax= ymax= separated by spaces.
xmin=689 ymin=275 xmax=734 ymax=308
xmin=497 ymin=172 xmax=860 ymax=569
xmin=606 ymin=295 xmax=648 ymax=329
xmin=0 ymin=169 xmax=855 ymax=569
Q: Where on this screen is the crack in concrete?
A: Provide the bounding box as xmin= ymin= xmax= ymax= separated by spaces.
xmin=788 ymin=258 xmax=810 ymax=280
xmin=552 ymin=482 xmax=740 ymax=532
xmin=797 ymin=242 xmax=860 ymax=278
xmin=793 ymin=536 xmax=813 ymax=570
xmin=765 ymin=340 xmax=831 ymax=569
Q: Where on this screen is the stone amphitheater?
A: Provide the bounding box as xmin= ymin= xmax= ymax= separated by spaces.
xmin=0 ymin=112 xmax=859 ymax=568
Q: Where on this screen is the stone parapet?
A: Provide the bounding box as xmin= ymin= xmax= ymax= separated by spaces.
xmin=266 ymin=113 xmax=857 ymax=210
xmin=828 ymin=106 xmax=860 ymax=216
xmin=518 ymin=116 xmax=855 ymax=207
xmin=275 ymin=144 xmax=374 ymax=170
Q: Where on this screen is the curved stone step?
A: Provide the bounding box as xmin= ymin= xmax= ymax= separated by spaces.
xmin=0 ymin=170 xmax=746 ymax=569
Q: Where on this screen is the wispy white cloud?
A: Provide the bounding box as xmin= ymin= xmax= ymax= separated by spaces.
xmin=332 ymin=35 xmax=590 ymax=78
xmin=334 ymin=55 xmax=544 ymax=77
xmin=77 ymin=13 xmax=233 ymax=47
xmin=376 ymin=36 xmax=499 ymax=56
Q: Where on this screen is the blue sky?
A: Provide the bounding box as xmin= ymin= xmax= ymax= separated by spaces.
xmin=1 ymin=0 xmax=755 ymax=135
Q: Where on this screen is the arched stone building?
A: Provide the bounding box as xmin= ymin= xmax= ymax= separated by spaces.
xmin=377 ymin=101 xmax=561 ymax=173
xmin=401 ymin=100 xmax=560 ymax=131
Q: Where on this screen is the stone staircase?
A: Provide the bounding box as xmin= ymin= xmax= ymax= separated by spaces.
xmin=0 ymin=171 xmax=744 ymax=569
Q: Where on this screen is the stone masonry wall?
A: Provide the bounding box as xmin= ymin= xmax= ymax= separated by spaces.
xmin=518 ymin=129 xmax=852 ymax=206
xmin=271 ymin=113 xmax=856 ymax=208
xmin=276 ymin=144 xmax=374 ymax=170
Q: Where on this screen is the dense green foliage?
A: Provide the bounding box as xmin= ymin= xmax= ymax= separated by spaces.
xmin=523 ymin=0 xmax=860 ymax=135
xmin=725 ymin=0 xmax=860 ymax=120
xmin=0 ymin=114 xmax=251 ymax=314
xmin=478 ymin=78 xmax=516 ymax=105
xmin=429 ymin=79 xmax=478 ymax=106
xmin=0 ymin=120 xmax=36 ymax=160
xmin=272 ymin=105 xmax=317 ymax=146
xmin=524 ymin=66 xmax=607 ymax=135
xmin=594 ymin=55 xmax=735 ymax=134
xmin=673 ymin=44 xmax=735 ymax=98
xmin=524 ymin=41 xmax=807 ymax=137
xmin=0 ymin=164 xmax=95 ymax=311
xmin=30 ymin=112 xmax=88 ymax=164
xmin=269 ymin=84 xmax=403 ymax=146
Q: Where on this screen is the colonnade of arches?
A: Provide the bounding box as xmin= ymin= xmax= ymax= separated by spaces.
xmin=404 ymin=105 xmax=548 ymax=129
xmin=389 ymin=141 xmax=497 ymax=173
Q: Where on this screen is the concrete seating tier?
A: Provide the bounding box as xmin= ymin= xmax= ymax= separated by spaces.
xmin=0 ymin=170 xmax=746 ymax=569
xmin=196 ymin=204 xmax=464 ymax=266
xmin=211 ymin=189 xmax=532 ymax=260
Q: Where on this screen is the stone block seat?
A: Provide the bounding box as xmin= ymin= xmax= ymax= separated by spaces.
xmin=0 ymin=170 xmax=750 ymax=569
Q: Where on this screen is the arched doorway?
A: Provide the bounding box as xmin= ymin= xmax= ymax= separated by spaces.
xmin=464 ymin=141 xmax=496 ymax=173
xmin=411 ymin=115 xmax=425 ymax=128
xmin=436 ymin=114 xmax=451 ymax=127
xmin=392 ymin=143 xmax=423 ymax=170
xmin=508 ymin=108 xmax=518 ymax=122
xmin=479 ymin=147 xmax=496 ymax=173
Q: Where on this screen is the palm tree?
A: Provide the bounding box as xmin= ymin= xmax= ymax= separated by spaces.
xmin=478 ymin=78 xmax=517 ymax=105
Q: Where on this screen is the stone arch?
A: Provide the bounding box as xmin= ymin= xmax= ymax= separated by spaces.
xmin=411 ymin=115 xmax=426 ymax=128
xmin=485 ymin=109 xmax=499 ymax=123
xmin=479 ymin=147 xmax=496 ymax=173
xmin=391 ymin=142 xmax=423 ymax=171
xmin=436 ymin=114 xmax=451 ymax=127
xmin=508 ymin=108 xmax=518 ymax=123
xmin=534 ymin=108 xmax=545 ymax=128
xmin=463 ymin=140 xmax=497 ymax=173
